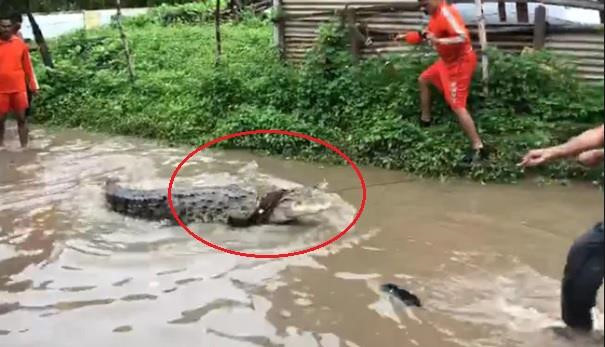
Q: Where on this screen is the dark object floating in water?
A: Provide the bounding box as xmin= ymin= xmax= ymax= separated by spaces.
xmin=380 ymin=283 xmax=422 ymax=307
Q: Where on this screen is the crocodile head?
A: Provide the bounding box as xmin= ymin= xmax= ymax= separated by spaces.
xmin=257 ymin=181 xmax=333 ymax=225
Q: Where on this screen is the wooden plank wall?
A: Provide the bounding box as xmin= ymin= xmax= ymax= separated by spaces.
xmin=277 ymin=0 xmax=604 ymax=83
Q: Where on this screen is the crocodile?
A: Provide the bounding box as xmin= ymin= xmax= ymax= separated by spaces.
xmin=104 ymin=178 xmax=333 ymax=227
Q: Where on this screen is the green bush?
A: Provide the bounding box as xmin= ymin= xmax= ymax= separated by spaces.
xmin=32 ymin=6 xmax=604 ymax=184
xmin=148 ymin=2 xmax=226 ymax=26
xmin=485 ymin=48 xmax=603 ymax=123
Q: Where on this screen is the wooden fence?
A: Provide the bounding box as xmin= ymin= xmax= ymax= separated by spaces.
xmin=272 ymin=0 xmax=605 ymax=83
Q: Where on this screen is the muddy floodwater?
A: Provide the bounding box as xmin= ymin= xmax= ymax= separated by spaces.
xmin=1 ymin=123 xmax=603 ymax=347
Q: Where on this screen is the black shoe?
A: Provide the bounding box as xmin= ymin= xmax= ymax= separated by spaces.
xmin=461 ymin=147 xmax=489 ymax=165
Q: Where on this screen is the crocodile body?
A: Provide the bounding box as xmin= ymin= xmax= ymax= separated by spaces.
xmin=105 ymin=179 xmax=264 ymax=226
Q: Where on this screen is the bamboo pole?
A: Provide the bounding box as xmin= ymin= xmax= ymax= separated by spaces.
xmin=273 ymin=0 xmax=286 ymax=60
xmin=115 ymin=0 xmax=135 ymax=82
xmin=23 ymin=0 xmax=53 ymax=68
xmin=474 ymin=0 xmax=489 ymax=95
xmin=25 ymin=12 xmax=54 ymax=68
xmin=215 ymin=0 xmax=222 ymax=66
xmin=346 ymin=8 xmax=362 ymax=63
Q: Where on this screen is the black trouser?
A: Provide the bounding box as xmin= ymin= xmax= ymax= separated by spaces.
xmin=561 ymin=221 xmax=604 ymax=331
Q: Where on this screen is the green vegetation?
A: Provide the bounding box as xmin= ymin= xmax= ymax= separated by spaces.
xmin=5 ymin=0 xmax=197 ymax=13
xmin=31 ymin=4 xmax=604 ymax=184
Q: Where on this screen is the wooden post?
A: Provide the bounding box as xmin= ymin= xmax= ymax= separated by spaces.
xmin=229 ymin=0 xmax=237 ymax=20
xmin=533 ymin=5 xmax=547 ymax=49
xmin=115 ymin=0 xmax=135 ymax=82
xmin=231 ymin=0 xmax=243 ymax=21
xmin=273 ymin=0 xmax=285 ymax=60
xmin=475 ymin=0 xmax=489 ymax=95
xmin=516 ymin=0 xmax=529 ymax=23
xmin=215 ymin=0 xmax=222 ymax=66
xmin=345 ymin=8 xmax=361 ymax=63
xmin=497 ymin=0 xmax=507 ymax=22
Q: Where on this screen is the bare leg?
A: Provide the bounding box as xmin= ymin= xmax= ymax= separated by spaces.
xmin=15 ymin=111 xmax=28 ymax=148
xmin=452 ymin=107 xmax=483 ymax=150
xmin=419 ymin=77 xmax=432 ymax=123
xmin=0 ymin=115 xmax=5 ymax=147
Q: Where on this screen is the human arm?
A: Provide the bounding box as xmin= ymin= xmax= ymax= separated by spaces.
xmin=394 ymin=32 xmax=406 ymax=41
xmin=433 ymin=34 xmax=465 ymax=45
xmin=394 ymin=30 xmax=426 ymax=42
xmin=425 ymin=6 xmax=468 ymax=46
xmin=520 ymin=124 xmax=605 ymax=167
xmin=425 ymin=31 xmax=465 ymax=45
xmin=22 ymin=45 xmax=39 ymax=94
xmin=577 ymin=149 xmax=604 ymax=167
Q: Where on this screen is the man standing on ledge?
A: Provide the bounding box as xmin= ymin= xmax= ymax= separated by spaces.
xmin=521 ymin=124 xmax=604 ymax=334
xmin=397 ymin=0 xmax=486 ymax=164
xmin=0 ymin=14 xmax=39 ymax=148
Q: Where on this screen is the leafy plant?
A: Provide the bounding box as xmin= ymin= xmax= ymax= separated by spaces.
xmin=148 ymin=2 xmax=226 ymax=26
xmin=31 ymin=5 xmax=604 ymax=184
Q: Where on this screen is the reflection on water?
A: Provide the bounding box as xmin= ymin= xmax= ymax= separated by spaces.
xmin=0 ymin=122 xmax=603 ymax=347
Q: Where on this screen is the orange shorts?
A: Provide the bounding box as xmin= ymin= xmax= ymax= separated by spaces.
xmin=0 ymin=92 xmax=29 ymax=116
xmin=420 ymin=51 xmax=477 ymax=110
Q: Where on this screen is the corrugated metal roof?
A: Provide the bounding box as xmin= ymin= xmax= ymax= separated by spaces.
xmin=546 ymin=31 xmax=604 ymax=82
xmin=279 ymin=0 xmax=604 ymax=83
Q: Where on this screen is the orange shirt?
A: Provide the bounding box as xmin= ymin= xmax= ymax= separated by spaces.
xmin=426 ymin=2 xmax=473 ymax=64
xmin=0 ymin=35 xmax=39 ymax=94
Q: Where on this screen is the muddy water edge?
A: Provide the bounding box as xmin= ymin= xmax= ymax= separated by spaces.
xmin=0 ymin=123 xmax=603 ymax=347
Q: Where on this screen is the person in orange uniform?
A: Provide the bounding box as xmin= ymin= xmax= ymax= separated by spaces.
xmin=0 ymin=14 xmax=39 ymax=148
xmin=397 ymin=0 xmax=487 ymax=164
xmin=10 ymin=12 xmax=36 ymax=120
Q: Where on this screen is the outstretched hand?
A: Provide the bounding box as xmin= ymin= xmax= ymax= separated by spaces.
xmin=518 ymin=148 xmax=558 ymax=167
xmin=520 ymin=147 xmax=603 ymax=168
xmin=520 ymin=124 xmax=604 ymax=168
